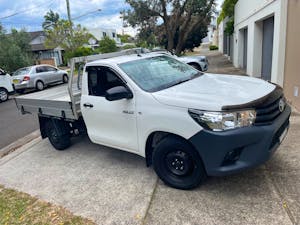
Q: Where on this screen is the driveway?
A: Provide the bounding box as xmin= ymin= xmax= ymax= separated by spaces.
xmin=0 ymin=111 xmax=299 ymax=225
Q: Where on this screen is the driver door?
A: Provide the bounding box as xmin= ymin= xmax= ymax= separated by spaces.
xmin=81 ymin=66 xmax=139 ymax=153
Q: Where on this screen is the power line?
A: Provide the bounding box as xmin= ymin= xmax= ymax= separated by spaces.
xmin=0 ymin=0 xmax=55 ymax=20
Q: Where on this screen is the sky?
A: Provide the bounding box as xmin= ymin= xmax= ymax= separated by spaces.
xmin=0 ymin=0 xmax=224 ymax=36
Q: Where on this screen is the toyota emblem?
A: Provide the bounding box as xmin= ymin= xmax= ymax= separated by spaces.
xmin=278 ymin=98 xmax=285 ymax=112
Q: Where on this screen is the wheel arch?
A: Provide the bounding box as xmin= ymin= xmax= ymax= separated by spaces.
xmin=145 ymin=131 xmax=196 ymax=167
xmin=187 ymin=62 xmax=202 ymax=71
xmin=35 ymin=79 xmax=45 ymax=87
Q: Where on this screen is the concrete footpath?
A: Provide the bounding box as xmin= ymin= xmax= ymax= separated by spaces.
xmin=0 ymin=112 xmax=299 ymax=225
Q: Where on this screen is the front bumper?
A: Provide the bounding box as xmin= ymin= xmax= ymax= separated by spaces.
xmin=189 ymin=105 xmax=291 ymax=176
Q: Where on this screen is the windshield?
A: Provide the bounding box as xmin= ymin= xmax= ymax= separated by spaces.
xmin=119 ymin=55 xmax=201 ymax=92
xmin=12 ymin=67 xmax=31 ymax=76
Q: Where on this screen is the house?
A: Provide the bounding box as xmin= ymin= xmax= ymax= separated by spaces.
xmin=87 ymin=28 xmax=121 ymax=48
xmin=220 ymin=0 xmax=299 ymax=110
xmin=28 ymin=31 xmax=63 ymax=66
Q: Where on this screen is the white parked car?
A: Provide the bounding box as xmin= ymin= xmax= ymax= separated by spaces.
xmin=0 ymin=68 xmax=14 ymax=102
xmin=15 ymin=50 xmax=291 ymax=190
xmin=177 ymin=55 xmax=208 ymax=71
xmin=151 ymin=49 xmax=208 ymax=71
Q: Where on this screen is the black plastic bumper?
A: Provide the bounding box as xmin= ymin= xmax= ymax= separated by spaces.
xmin=189 ymin=105 xmax=291 ymax=176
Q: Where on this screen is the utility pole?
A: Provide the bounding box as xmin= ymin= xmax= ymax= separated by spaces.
xmin=66 ymin=0 xmax=72 ymax=25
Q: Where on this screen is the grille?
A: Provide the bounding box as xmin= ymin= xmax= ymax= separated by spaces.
xmin=254 ymin=93 xmax=284 ymax=126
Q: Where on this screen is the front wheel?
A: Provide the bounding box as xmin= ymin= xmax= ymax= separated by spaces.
xmin=152 ymin=136 xmax=207 ymax=190
xmin=45 ymin=120 xmax=71 ymax=150
xmin=0 ymin=88 xmax=8 ymax=102
xmin=62 ymin=74 xmax=68 ymax=83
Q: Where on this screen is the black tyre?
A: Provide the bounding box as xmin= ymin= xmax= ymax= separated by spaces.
xmin=45 ymin=120 xmax=71 ymax=150
xmin=36 ymin=81 xmax=44 ymax=91
xmin=0 ymin=88 xmax=8 ymax=102
xmin=152 ymin=136 xmax=207 ymax=190
xmin=63 ymin=74 xmax=68 ymax=83
xmin=190 ymin=63 xmax=202 ymax=71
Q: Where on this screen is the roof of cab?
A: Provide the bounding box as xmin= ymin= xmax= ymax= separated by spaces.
xmin=86 ymin=52 xmax=166 ymax=67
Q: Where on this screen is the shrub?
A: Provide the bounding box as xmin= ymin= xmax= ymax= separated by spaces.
xmin=122 ymin=44 xmax=136 ymax=50
xmin=209 ymin=45 xmax=219 ymax=51
xmin=98 ymin=37 xmax=117 ymax=53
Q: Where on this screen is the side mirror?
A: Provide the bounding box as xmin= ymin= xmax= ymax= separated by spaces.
xmin=105 ymin=86 xmax=133 ymax=101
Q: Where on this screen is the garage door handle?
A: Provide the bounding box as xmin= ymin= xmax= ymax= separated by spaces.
xmin=83 ymin=103 xmax=94 ymax=108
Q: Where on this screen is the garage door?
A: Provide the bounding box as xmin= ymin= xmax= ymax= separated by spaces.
xmin=261 ymin=16 xmax=274 ymax=81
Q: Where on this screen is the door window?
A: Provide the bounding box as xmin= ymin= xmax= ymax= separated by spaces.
xmin=44 ymin=66 xmax=57 ymax=72
xmin=87 ymin=67 xmax=125 ymax=97
xmin=36 ymin=66 xmax=46 ymax=73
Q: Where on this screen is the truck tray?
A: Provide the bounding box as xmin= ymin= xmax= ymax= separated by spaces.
xmin=15 ymin=85 xmax=80 ymax=120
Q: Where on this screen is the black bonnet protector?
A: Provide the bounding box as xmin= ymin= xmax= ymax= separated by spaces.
xmin=222 ymin=84 xmax=283 ymax=111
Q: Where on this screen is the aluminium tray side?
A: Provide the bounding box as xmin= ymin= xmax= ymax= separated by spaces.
xmin=15 ymin=98 xmax=76 ymax=120
xmin=14 ymin=85 xmax=79 ymax=120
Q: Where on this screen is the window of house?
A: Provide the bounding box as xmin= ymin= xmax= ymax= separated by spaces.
xmin=87 ymin=67 xmax=125 ymax=97
xmin=112 ymin=32 xmax=116 ymax=38
xmin=103 ymin=32 xmax=107 ymax=37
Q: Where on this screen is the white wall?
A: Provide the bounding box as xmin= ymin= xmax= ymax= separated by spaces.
xmin=30 ymin=35 xmax=45 ymax=45
xmin=233 ymin=0 xmax=288 ymax=86
xmin=88 ymin=28 xmax=121 ymax=44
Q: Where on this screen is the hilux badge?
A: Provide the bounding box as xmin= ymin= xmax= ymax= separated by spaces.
xmin=279 ymin=99 xmax=285 ymax=112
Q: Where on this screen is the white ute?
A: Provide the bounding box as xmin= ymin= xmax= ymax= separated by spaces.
xmin=15 ymin=49 xmax=291 ymax=189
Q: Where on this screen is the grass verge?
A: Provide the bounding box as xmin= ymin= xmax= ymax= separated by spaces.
xmin=0 ymin=185 xmax=95 ymax=225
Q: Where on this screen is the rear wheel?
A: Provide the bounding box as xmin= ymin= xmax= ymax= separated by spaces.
xmin=36 ymin=81 xmax=44 ymax=91
xmin=63 ymin=74 xmax=68 ymax=83
xmin=0 ymin=88 xmax=8 ymax=102
xmin=152 ymin=136 xmax=207 ymax=190
xmin=45 ymin=120 xmax=71 ymax=150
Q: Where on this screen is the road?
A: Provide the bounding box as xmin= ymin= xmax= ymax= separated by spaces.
xmin=0 ymin=97 xmax=38 ymax=149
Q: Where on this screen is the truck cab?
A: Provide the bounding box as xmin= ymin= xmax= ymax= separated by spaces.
xmin=0 ymin=68 xmax=14 ymax=102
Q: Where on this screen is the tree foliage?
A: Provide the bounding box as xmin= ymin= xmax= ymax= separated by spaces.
xmin=44 ymin=19 xmax=92 ymax=53
xmin=122 ymin=0 xmax=214 ymax=55
xmin=98 ymin=36 xmax=118 ymax=53
xmin=64 ymin=46 xmax=94 ymax=62
xmin=0 ymin=25 xmax=33 ymax=73
xmin=42 ymin=10 xmax=60 ymax=31
xmin=217 ymin=0 xmax=238 ymax=35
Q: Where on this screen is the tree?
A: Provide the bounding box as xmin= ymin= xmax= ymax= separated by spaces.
xmin=122 ymin=0 xmax=214 ymax=55
xmin=44 ymin=19 xmax=92 ymax=53
xmin=0 ymin=25 xmax=33 ymax=73
xmin=42 ymin=10 xmax=60 ymax=31
xmin=98 ymin=36 xmax=117 ymax=53
xmin=217 ymin=0 xmax=238 ymax=35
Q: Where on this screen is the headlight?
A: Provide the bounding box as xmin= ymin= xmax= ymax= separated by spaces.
xmin=188 ymin=109 xmax=256 ymax=131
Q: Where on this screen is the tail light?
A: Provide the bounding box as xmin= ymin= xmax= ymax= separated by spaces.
xmin=23 ymin=75 xmax=30 ymax=81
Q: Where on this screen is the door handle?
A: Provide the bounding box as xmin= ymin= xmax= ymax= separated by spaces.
xmin=83 ymin=103 xmax=94 ymax=108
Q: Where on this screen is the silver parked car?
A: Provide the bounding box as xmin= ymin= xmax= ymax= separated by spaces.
xmin=12 ymin=65 xmax=68 ymax=93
